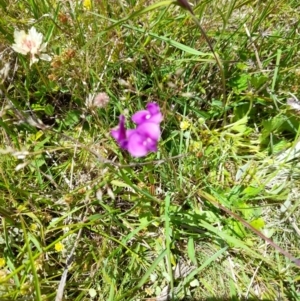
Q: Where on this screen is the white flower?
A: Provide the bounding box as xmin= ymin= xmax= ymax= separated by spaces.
xmin=12 ymin=27 xmax=51 ymax=66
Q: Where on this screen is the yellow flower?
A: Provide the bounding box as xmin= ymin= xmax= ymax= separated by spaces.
xmin=180 ymin=120 xmax=190 ymax=130
xmin=0 ymin=258 xmax=5 ymax=268
xmin=30 ymin=223 xmax=38 ymax=231
xmin=83 ymin=0 xmax=92 ymax=10
xmin=55 ymin=242 xmax=65 ymax=252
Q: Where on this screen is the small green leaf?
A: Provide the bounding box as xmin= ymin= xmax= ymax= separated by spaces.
xmin=202 ymin=210 xmax=219 ymax=223
xmin=139 ymin=216 xmax=150 ymax=227
xmin=236 ymin=62 xmax=248 ymax=70
xmin=111 ymin=180 xmax=133 ymax=189
xmin=250 ymin=218 xmax=265 ymax=230
xmin=229 ymin=73 xmax=250 ymax=93
xmin=250 ymin=75 xmax=268 ymax=89
xmin=242 ymin=186 xmax=262 ymax=196
xmin=227 ymin=220 xmax=247 ymax=239
xmin=44 ymin=104 xmax=54 ymax=116
xmin=64 ymin=110 xmax=80 ymax=127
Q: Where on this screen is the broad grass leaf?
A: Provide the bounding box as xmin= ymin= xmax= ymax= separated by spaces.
xmin=187 ymin=237 xmax=196 ymax=265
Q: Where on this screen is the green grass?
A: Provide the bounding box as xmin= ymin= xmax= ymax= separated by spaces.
xmin=0 ymin=0 xmax=300 ymax=300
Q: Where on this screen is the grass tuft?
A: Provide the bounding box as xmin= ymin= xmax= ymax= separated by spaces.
xmin=0 ymin=0 xmax=300 ymax=300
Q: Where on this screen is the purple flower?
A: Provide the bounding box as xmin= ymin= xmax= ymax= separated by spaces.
xmin=111 ymin=103 xmax=163 ymax=157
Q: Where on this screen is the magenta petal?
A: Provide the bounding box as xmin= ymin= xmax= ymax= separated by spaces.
xmin=126 ymin=129 xmax=136 ymax=138
xmin=132 ymin=103 xmax=163 ymax=124
xmin=127 ymin=132 xmax=149 ymax=157
xmin=111 ymin=129 xmax=119 ymax=140
xmin=131 ymin=110 xmax=150 ymax=124
xmin=111 ymin=115 xmax=128 ymax=149
xmin=149 ymin=112 xmax=163 ymax=123
xmin=146 ymin=102 xmax=160 ymax=115
xmin=136 ymin=122 xmax=160 ymax=140
xmin=119 ymin=139 xmax=128 ymax=150
xmin=118 ymin=115 xmax=127 ymax=141
xmin=110 ymin=115 xmax=126 ymax=140
xmin=145 ymin=138 xmax=158 ymax=151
